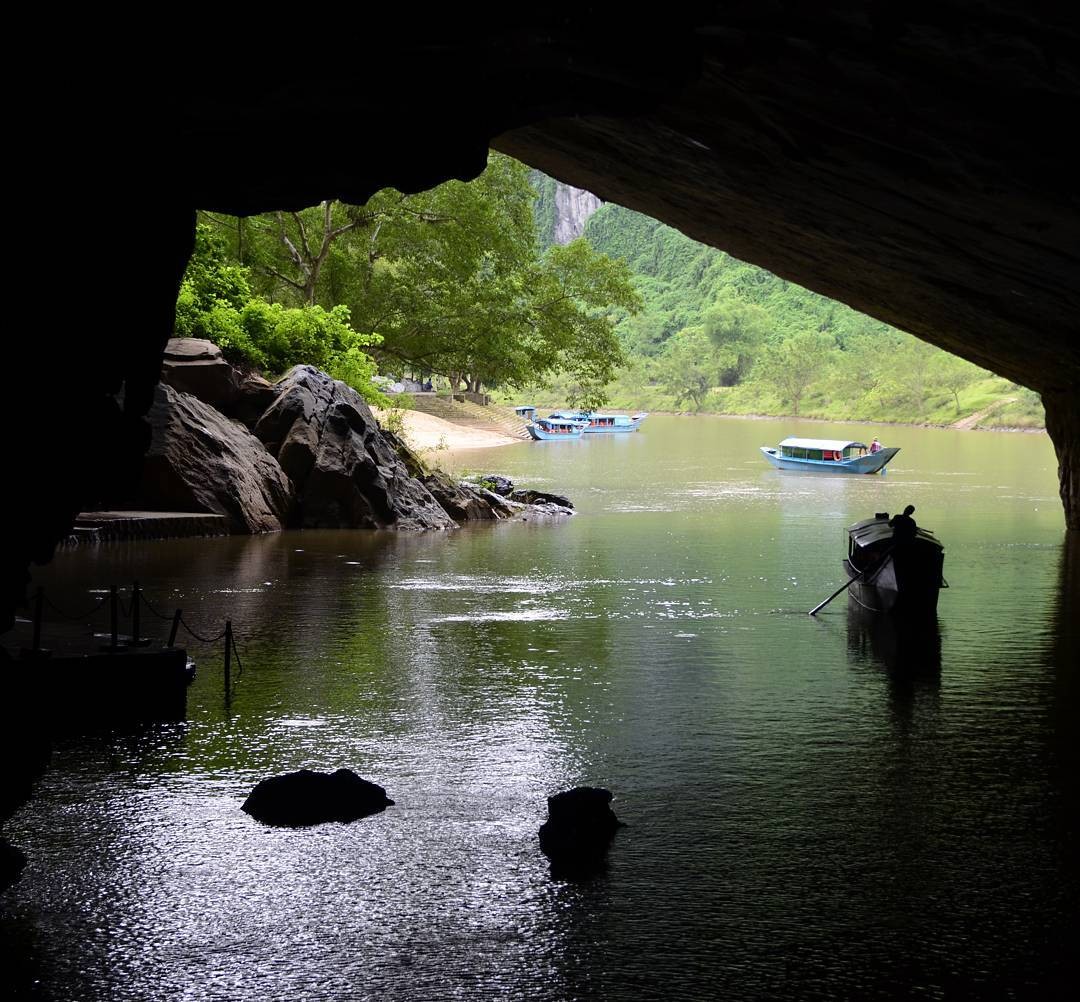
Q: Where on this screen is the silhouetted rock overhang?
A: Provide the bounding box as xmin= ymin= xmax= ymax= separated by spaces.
xmin=495 ymin=10 xmax=1079 ymax=396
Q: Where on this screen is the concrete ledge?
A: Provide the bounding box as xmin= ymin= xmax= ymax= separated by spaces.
xmin=66 ymin=511 xmax=229 ymax=544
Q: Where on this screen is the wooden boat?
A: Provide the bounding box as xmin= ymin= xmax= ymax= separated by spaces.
xmin=760 ymin=437 xmax=899 ymax=474
xmin=844 ymin=512 xmax=946 ymax=615
xmin=527 ymin=416 xmax=587 ymax=441
xmin=513 ymin=405 xmax=538 ymax=421
xmin=548 ymin=410 xmax=647 ymax=433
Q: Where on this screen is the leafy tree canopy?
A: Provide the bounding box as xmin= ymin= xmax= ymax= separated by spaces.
xmin=203 ymin=153 xmax=640 ymax=406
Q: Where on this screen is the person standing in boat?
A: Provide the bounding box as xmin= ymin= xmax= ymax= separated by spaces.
xmin=869 ymin=437 xmax=883 ymax=454
xmin=889 ymin=504 xmax=918 ymax=541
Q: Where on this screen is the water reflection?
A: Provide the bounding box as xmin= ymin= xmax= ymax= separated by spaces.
xmin=845 ymin=604 xmax=943 ymax=677
xmin=3 ymin=417 xmax=1077 ymax=998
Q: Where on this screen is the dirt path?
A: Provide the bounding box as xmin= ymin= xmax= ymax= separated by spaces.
xmin=950 ymin=397 xmax=1016 ymax=430
xmin=373 ymin=408 xmax=521 ymax=452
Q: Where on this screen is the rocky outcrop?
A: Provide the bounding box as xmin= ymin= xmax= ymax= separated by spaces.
xmin=423 ymin=470 xmax=502 ymax=522
xmin=509 ymin=488 xmax=573 ymax=512
xmin=538 ymin=786 xmax=624 ymax=878
xmin=160 ymin=339 xmax=278 ymax=430
xmin=137 ymin=383 xmax=293 ymax=533
xmin=552 ymin=182 xmax=602 ymax=244
xmin=232 ymin=372 xmax=278 ymax=429
xmin=160 ymin=338 xmax=237 ymax=411
xmin=254 ymin=366 xmax=455 ymax=530
xmin=242 ymin=768 xmax=394 ymax=827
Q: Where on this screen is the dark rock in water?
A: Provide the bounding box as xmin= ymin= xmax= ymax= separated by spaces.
xmin=0 ymin=837 xmax=27 ymax=893
xmin=136 ymin=383 xmax=294 ymax=533
xmin=424 ymin=470 xmax=501 ymax=522
xmin=242 ymin=768 xmax=394 ymax=827
xmin=481 ymin=474 xmax=515 ymax=497
xmin=254 ymin=366 xmax=455 ymax=531
xmin=380 ymin=430 xmax=502 ymax=522
xmin=539 ymin=786 xmax=623 ymax=878
xmin=509 ymin=489 xmax=574 ymax=511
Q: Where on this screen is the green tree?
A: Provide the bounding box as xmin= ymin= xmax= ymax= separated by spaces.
xmin=702 ymin=294 xmax=771 ymax=384
xmin=753 ymin=331 xmax=833 ymax=415
xmin=175 ymin=224 xmax=387 ymax=404
xmin=214 ymin=153 xmax=639 ymax=404
xmin=656 ymin=327 xmax=719 ymax=411
xmin=933 ymin=352 xmax=986 ymax=414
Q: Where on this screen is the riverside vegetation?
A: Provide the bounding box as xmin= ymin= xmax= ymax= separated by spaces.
xmin=175 ymin=156 xmax=1043 ymax=434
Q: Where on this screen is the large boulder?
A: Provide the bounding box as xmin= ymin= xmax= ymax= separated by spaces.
xmin=538 ymin=786 xmax=624 ymax=878
xmin=254 ymin=366 xmax=455 ymax=530
xmin=160 ymin=338 xmax=238 ymax=411
xmin=241 ymin=768 xmax=394 ymax=826
xmin=137 ymin=383 xmax=293 ymax=532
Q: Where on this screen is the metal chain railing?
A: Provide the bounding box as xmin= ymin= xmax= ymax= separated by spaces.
xmin=24 ymin=582 xmax=248 ymax=695
xmin=42 ymin=592 xmax=108 ymax=622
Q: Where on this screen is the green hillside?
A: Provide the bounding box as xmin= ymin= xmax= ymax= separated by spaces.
xmin=522 ymin=177 xmax=1043 ymax=430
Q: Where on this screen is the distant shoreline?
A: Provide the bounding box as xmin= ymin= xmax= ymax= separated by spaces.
xmin=504 ymin=405 xmax=1045 ymax=434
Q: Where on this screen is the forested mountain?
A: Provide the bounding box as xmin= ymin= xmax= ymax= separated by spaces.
xmin=529 ymin=173 xmax=1042 ymax=428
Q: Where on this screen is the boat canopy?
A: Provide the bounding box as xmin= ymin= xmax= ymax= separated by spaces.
xmin=847 ymin=516 xmax=942 ymax=550
xmin=780 ymin=437 xmax=867 ymax=451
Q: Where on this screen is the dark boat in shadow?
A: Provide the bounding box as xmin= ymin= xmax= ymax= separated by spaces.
xmin=844 ymin=510 xmax=946 ymax=616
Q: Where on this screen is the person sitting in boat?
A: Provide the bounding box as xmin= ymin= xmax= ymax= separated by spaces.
xmin=889 ymin=504 xmax=918 ymax=541
xmin=869 ymin=437 xmax=883 ymax=454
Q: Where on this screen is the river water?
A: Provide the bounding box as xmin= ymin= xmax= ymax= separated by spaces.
xmin=3 ymin=416 xmax=1077 ymax=1000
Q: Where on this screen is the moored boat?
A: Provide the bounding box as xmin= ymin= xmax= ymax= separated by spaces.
xmin=844 ymin=510 xmax=946 ymax=615
xmin=548 ymin=411 xmax=647 ymax=433
xmin=527 ymin=416 xmax=587 ymax=441
xmin=760 ymin=437 xmax=899 ymax=474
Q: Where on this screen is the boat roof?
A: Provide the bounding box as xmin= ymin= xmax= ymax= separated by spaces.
xmin=539 ymin=417 xmax=582 ymax=426
xmin=780 ymin=437 xmax=867 ymax=450
xmin=514 ymin=405 xmax=536 ymax=411
xmin=847 ymin=516 xmax=942 ymax=550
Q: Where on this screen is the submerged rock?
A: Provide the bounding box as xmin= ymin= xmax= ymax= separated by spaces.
xmin=137 ymin=383 xmax=294 ymax=533
xmin=509 ymin=489 xmax=574 ymax=512
xmin=538 ymin=786 xmax=623 ymax=878
xmin=242 ymin=768 xmax=394 ymax=827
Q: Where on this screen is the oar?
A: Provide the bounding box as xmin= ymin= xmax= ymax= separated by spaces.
xmin=808 ymin=545 xmax=896 ymax=616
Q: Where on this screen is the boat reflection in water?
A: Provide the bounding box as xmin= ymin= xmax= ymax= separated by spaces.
xmin=846 ymin=602 xmax=943 ymax=677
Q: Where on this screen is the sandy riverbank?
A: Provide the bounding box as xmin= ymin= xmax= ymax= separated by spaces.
xmin=373 ymin=409 xmax=522 ymax=452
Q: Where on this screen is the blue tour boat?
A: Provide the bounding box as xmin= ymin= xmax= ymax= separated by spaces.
xmin=548 ymin=411 xmax=647 ymax=433
xmin=760 ymin=437 xmax=899 ymax=474
xmin=527 ymin=416 xmax=587 ymax=441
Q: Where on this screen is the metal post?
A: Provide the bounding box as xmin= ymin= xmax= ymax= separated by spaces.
xmin=32 ymin=587 xmax=43 ymax=653
xmin=224 ymin=620 xmax=233 ymax=695
xmin=110 ymin=585 xmax=119 ymax=649
xmin=168 ymin=608 xmax=182 ymax=648
xmin=131 ymin=580 xmax=141 ymax=647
